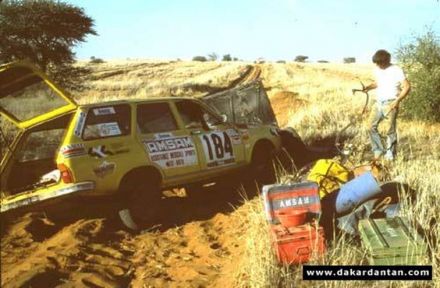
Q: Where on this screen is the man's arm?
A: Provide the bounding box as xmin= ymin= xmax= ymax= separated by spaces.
xmin=397 ymin=79 xmax=411 ymax=103
xmin=363 ymin=81 xmax=377 ymax=92
xmin=389 ymin=79 xmax=411 ymax=110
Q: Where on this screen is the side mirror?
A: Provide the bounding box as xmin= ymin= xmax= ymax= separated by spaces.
xmin=221 ymin=114 xmax=228 ymax=123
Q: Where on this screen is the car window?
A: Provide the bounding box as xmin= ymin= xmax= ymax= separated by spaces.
xmin=0 ymin=76 xmax=70 ymax=122
xmin=18 ymin=129 xmax=65 ymax=162
xmin=176 ymin=100 xmax=221 ymax=130
xmin=83 ymin=105 xmax=131 ymax=140
xmin=137 ymin=103 xmax=178 ymax=134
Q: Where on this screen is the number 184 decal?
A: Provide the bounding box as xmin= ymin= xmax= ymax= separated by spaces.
xmin=201 ymin=131 xmax=235 ymax=168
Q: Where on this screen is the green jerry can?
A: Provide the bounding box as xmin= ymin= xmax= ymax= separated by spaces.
xmin=358 ymin=217 xmax=428 ymax=265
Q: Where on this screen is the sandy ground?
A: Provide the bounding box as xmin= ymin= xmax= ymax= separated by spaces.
xmin=1 ymin=181 xmax=258 ymax=288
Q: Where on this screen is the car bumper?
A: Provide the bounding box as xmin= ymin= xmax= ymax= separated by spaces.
xmin=0 ymin=181 xmax=95 ymax=213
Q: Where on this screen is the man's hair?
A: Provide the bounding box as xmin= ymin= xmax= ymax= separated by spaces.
xmin=372 ymin=49 xmax=391 ymax=65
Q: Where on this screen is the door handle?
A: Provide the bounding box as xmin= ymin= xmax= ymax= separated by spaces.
xmin=191 ymin=130 xmax=202 ymax=135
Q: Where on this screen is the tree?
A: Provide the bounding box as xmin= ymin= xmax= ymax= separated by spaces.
xmin=396 ymin=30 xmax=440 ymax=122
xmin=222 ymin=54 xmax=232 ymax=61
xmin=0 ymin=0 xmax=97 ymax=90
xmin=90 ymin=56 xmax=105 ymax=64
xmin=294 ymin=55 xmax=308 ymax=62
xmin=192 ymin=56 xmax=207 ymax=62
xmin=207 ymin=52 xmax=218 ymax=61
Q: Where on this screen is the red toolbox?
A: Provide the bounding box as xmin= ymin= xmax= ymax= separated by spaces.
xmin=263 ymin=182 xmax=321 ymax=225
xmin=270 ymin=222 xmax=326 ymax=265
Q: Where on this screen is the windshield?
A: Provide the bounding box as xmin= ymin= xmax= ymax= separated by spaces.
xmin=202 ymin=81 xmax=278 ymax=126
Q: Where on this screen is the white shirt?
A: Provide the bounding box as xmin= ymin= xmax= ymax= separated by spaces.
xmin=373 ymin=65 xmax=406 ymax=102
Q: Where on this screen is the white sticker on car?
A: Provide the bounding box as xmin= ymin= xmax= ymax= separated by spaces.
xmin=226 ymin=129 xmax=242 ymax=145
xmin=74 ymin=111 xmax=87 ymax=137
xmin=143 ymin=136 xmax=198 ymax=168
xmin=93 ymin=161 xmax=116 ymax=178
xmin=91 ymin=122 xmax=121 ymax=137
xmin=93 ymin=106 xmax=116 ymax=116
xmin=200 ymin=131 xmax=235 ymax=168
xmin=154 ymin=132 xmax=174 ymax=140
xmin=88 ymin=145 xmax=113 ymax=158
xmin=60 ymin=143 xmax=86 ymax=158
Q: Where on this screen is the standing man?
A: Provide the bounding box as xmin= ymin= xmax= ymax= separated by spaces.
xmin=363 ymin=49 xmax=411 ymax=161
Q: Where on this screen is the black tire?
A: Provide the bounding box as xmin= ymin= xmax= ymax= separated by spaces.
xmin=250 ymin=142 xmax=276 ymax=188
xmin=279 ymin=128 xmax=308 ymax=168
xmin=118 ymin=170 xmax=162 ymax=230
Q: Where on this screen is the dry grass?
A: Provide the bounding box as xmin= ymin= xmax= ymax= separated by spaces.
xmin=75 ymin=60 xmax=248 ymax=103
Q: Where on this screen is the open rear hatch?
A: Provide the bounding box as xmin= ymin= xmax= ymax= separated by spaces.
xmin=0 ymin=61 xmax=78 ymax=129
xmin=1 ymin=62 xmax=81 ymax=215
xmin=201 ymin=80 xmax=278 ymax=126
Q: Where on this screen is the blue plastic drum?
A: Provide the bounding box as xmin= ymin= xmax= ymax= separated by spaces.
xmin=335 ymin=171 xmax=382 ymax=215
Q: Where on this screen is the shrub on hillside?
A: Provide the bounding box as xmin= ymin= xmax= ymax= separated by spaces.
xmin=222 ymin=54 xmax=232 ymax=61
xmin=343 ymin=57 xmax=356 ymax=63
xmin=294 ymin=55 xmax=308 ymax=62
xmin=90 ymin=56 xmax=104 ymax=64
xmin=207 ymin=52 xmax=218 ymax=61
xmin=396 ymin=30 xmax=440 ymax=122
xmin=192 ymin=56 xmax=207 ymax=62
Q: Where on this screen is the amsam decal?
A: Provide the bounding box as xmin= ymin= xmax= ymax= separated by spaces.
xmin=143 ymin=136 xmax=198 ymax=168
xmin=200 ymin=131 xmax=235 ymax=168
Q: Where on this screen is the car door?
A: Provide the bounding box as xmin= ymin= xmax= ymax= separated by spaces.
xmin=74 ymin=104 xmax=138 ymax=194
xmin=174 ymin=99 xmax=245 ymax=174
xmin=136 ymin=101 xmax=201 ymax=180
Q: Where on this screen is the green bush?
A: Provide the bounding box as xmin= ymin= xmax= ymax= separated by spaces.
xmin=294 ymin=55 xmax=308 ymax=62
xmin=396 ymin=30 xmax=440 ymax=122
xmin=90 ymin=56 xmax=105 ymax=64
xmin=192 ymin=56 xmax=207 ymax=62
xmin=222 ymin=54 xmax=232 ymax=61
xmin=343 ymin=57 xmax=356 ymax=63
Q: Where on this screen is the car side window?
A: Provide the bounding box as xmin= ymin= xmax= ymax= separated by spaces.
xmin=175 ymin=100 xmax=205 ymax=129
xmin=176 ymin=100 xmax=221 ymax=130
xmin=18 ymin=129 xmax=66 ymax=162
xmin=83 ymin=105 xmax=131 ymax=140
xmin=137 ymin=103 xmax=178 ymax=134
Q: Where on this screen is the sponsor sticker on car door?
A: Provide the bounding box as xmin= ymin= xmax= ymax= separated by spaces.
xmin=200 ymin=131 xmax=235 ymax=168
xmin=143 ymin=135 xmax=198 ymax=168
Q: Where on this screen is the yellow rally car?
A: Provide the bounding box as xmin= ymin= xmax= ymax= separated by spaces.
xmin=0 ymin=62 xmax=306 ymax=229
